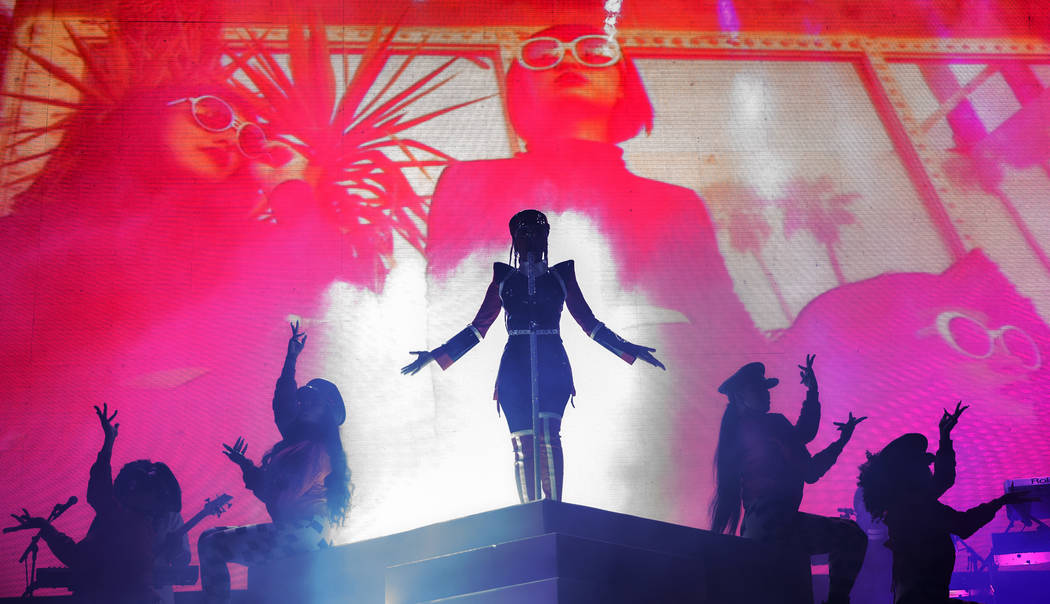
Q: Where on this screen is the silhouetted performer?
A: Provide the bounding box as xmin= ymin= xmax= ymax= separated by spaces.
xmin=198 ymin=322 xmax=351 ymax=604
xmin=403 ymin=209 xmax=665 ymax=502
xmin=9 ymin=405 xmax=189 ymax=604
xmin=424 ymin=24 xmax=764 ymax=520
xmin=710 ymin=357 xmax=867 ymax=604
xmin=857 ymin=403 xmax=1029 ymax=604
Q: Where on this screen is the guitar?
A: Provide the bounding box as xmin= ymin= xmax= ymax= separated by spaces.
xmin=156 ymin=493 xmax=233 ymax=556
xmin=162 ymin=495 xmax=233 ymax=546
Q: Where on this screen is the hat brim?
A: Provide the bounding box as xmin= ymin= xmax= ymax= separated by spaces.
xmin=717 ymin=374 xmax=779 ymax=395
xmin=878 ymin=433 xmax=930 ymax=464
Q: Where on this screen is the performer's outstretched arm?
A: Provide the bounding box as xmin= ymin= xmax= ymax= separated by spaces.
xmin=806 ymin=412 xmax=866 ymax=483
xmin=555 ymin=260 xmax=665 ymax=369
xmin=940 ymin=490 xmax=1030 ymax=539
xmin=933 ymin=402 xmax=967 ymax=497
xmin=8 ymin=406 xmax=118 ymax=568
xmin=794 ymin=355 xmax=821 ymax=444
xmin=87 ymin=404 xmax=119 ymax=513
xmin=273 ymin=321 xmax=306 ymax=438
xmin=6 ymin=512 xmax=79 ymax=567
xmin=402 ymin=263 xmax=507 ymax=375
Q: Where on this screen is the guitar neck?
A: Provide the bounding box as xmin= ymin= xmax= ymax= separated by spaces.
xmin=166 ymin=495 xmax=230 ymax=544
xmin=177 ymin=508 xmax=212 ymax=537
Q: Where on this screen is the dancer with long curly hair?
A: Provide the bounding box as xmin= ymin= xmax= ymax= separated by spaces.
xmin=198 ymin=322 xmax=351 ymax=604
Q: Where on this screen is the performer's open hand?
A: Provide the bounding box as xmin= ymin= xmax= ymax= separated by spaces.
xmin=287 ymin=321 xmax=307 ymax=358
xmin=7 ymin=509 xmax=48 ymax=531
xmin=798 ymin=354 xmax=817 ymax=391
xmin=222 ymin=437 xmax=253 ymax=471
xmin=401 ymin=351 xmax=434 ymax=376
xmin=834 ymin=412 xmax=867 ymax=443
xmin=939 ymin=401 xmax=968 ymax=438
xmin=629 ymin=344 xmax=666 ymax=370
xmin=94 ymin=404 xmax=119 ymax=443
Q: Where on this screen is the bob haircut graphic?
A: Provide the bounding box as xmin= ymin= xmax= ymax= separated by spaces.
xmin=505 ymin=24 xmax=655 ymax=144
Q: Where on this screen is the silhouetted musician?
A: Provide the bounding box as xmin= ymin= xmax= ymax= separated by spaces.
xmin=8 ymin=405 xmax=189 ymax=603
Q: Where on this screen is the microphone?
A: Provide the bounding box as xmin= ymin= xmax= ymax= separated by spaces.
xmin=3 ymin=497 xmax=79 ymax=533
xmin=11 ymin=496 xmax=78 ymax=564
xmin=49 ymin=496 xmax=78 ymax=521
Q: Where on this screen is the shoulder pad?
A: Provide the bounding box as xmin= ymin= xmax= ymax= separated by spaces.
xmin=552 ymin=259 xmax=575 ymax=276
xmin=493 ymin=262 xmax=514 ymax=280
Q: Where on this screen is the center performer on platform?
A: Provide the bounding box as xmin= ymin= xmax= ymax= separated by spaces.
xmin=424 ymin=23 xmax=763 ymax=522
xmin=198 ymin=322 xmax=351 ymax=604
xmin=710 ymin=356 xmax=868 ymax=604
xmin=403 ymin=209 xmax=665 ymax=502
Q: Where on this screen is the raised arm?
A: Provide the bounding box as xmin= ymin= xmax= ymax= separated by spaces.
xmin=87 ymin=404 xmax=119 ymax=512
xmin=933 ymin=402 xmax=967 ymax=497
xmin=554 ymin=261 xmax=665 ymax=370
xmin=402 ymin=263 xmax=507 ymax=375
xmin=806 ymin=412 xmax=866 ymax=483
xmin=794 ymin=354 xmax=820 ymax=444
xmin=274 ymin=321 xmax=306 ymax=438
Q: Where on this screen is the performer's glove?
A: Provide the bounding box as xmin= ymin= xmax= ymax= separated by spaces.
xmin=589 ymin=323 xmax=638 ymax=364
xmin=434 ymin=325 xmax=483 ymax=369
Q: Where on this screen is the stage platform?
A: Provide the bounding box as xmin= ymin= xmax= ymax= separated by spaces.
xmin=247 ymin=499 xmax=812 ymax=603
xmin=0 ymin=501 xmax=814 ymax=603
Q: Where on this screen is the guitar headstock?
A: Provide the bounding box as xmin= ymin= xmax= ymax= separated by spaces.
xmin=203 ymin=494 xmax=233 ymax=518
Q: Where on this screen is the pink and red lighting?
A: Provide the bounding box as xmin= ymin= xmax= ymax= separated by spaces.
xmin=1 ymin=0 xmax=1049 ymax=597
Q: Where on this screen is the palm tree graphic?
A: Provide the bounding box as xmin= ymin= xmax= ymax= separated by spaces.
xmin=704 ymin=182 xmax=794 ymax=322
xmin=776 ymin=176 xmax=859 ymax=286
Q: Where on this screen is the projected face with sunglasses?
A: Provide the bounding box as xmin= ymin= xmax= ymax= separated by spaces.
xmin=164 ymin=95 xmax=270 ymax=180
xmin=511 ymin=28 xmax=626 ymax=141
xmin=517 ymin=35 xmax=622 ymax=71
xmin=505 ymin=25 xmax=654 ymax=146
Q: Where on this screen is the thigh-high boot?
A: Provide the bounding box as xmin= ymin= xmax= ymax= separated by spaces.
xmin=511 ymin=415 xmax=564 ymax=502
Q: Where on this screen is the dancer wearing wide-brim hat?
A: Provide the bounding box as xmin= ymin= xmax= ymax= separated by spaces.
xmin=711 ymin=355 xmax=869 ymax=604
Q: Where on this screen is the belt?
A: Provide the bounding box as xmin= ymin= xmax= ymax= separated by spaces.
xmin=507 ymin=329 xmax=559 ymax=336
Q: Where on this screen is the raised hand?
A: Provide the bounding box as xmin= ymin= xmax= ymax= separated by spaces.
xmin=93 ymin=404 xmax=119 ymax=443
xmin=7 ymin=509 xmax=48 ymax=532
xmin=222 ymin=437 xmax=252 ymax=470
xmin=939 ymin=401 xmax=969 ymax=438
xmin=223 ymin=437 xmax=260 ymax=490
xmin=833 ymin=411 xmax=867 ymax=443
xmin=401 ymin=350 xmax=434 ymax=376
xmin=799 ymin=354 xmax=817 ymax=391
xmin=287 ymin=321 xmax=307 ymax=358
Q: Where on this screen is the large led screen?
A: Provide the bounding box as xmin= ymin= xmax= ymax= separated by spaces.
xmin=1 ymin=2 xmax=1048 ymax=597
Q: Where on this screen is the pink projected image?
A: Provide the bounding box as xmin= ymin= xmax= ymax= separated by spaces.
xmin=0 ymin=1 xmax=1048 ymax=601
